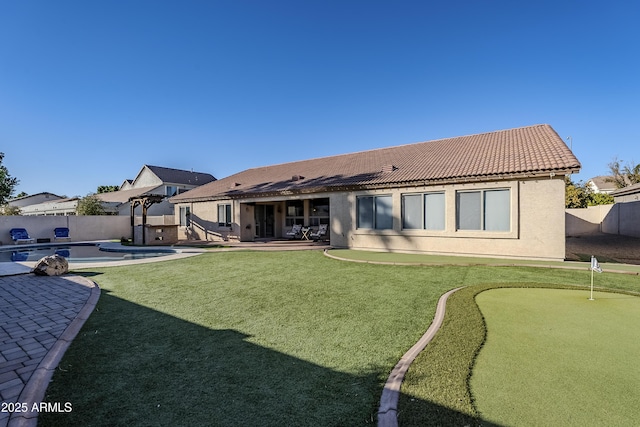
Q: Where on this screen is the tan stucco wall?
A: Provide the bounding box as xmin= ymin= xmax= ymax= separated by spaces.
xmin=0 ymin=215 xmax=131 ymax=244
xmin=173 ymin=176 xmax=567 ymax=260
xmin=331 ymin=177 xmax=566 ymax=261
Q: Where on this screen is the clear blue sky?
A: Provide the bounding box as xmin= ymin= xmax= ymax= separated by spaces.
xmin=1 ymin=0 xmax=638 ymax=197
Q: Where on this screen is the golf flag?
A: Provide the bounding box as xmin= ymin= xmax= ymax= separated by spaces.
xmin=590 ymin=256 xmax=603 ymax=273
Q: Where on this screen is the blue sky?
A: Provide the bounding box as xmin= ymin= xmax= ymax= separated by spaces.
xmin=1 ymin=1 xmax=638 ymax=197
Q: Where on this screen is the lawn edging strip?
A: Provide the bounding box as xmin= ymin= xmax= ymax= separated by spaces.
xmin=323 ymin=249 xmax=640 ymax=275
xmin=9 ymin=276 xmax=100 ymax=427
xmin=378 ymin=286 xmax=464 ymax=427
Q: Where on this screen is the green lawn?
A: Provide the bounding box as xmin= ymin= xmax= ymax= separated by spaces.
xmin=39 ymin=250 xmax=640 ymax=426
xmin=471 ymin=288 xmax=640 ymax=426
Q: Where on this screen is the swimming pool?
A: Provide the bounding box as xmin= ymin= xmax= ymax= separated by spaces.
xmin=0 ymin=243 xmax=177 ymax=263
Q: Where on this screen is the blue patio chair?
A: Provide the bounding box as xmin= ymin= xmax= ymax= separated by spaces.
xmin=10 ymin=228 xmax=35 ymax=244
xmin=54 ymin=227 xmax=71 ymax=241
xmin=285 ymin=224 xmax=302 ymax=239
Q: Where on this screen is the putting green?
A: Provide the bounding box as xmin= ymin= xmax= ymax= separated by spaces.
xmin=470 ymin=288 xmax=640 ymax=426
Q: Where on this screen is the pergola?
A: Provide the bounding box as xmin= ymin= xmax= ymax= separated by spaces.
xmin=129 ymin=194 xmax=165 ymax=245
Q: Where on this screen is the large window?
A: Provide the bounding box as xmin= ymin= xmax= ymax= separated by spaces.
xmin=357 ymin=195 xmax=393 ymax=229
xmin=218 ymin=203 xmax=232 ymax=227
xmin=456 ymin=189 xmax=510 ymax=231
xmin=402 ymin=192 xmax=445 ymax=230
xmin=179 ymin=206 xmax=190 ymax=227
xmin=309 ymin=198 xmax=329 ymax=226
xmin=286 ymin=200 xmax=304 ymax=226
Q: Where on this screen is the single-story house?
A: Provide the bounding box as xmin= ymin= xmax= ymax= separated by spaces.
xmin=611 ymin=182 xmax=640 ymax=203
xmin=8 ymin=192 xmax=65 ymax=208
xmin=170 ymin=124 xmax=581 ymax=261
xmin=586 ymin=176 xmax=618 ymax=194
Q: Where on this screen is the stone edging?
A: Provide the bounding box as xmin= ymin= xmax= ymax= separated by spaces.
xmin=377 ymin=286 xmax=463 ymax=427
xmin=8 ymin=276 xmax=101 ymax=427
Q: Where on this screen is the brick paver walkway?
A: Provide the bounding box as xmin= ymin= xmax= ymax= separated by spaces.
xmin=0 ymin=274 xmax=99 ymax=427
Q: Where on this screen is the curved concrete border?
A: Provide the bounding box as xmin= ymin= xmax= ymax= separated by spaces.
xmin=323 ymin=249 xmax=640 ymax=275
xmin=8 ymin=276 xmax=100 ymax=427
xmin=378 ymin=286 xmax=464 ymax=427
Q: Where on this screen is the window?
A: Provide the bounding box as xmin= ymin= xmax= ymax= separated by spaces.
xmin=285 ymin=200 xmax=304 ymax=226
xmin=166 ymin=186 xmax=178 ymax=197
xmin=309 ymin=198 xmax=329 ymax=226
xmin=179 ymin=206 xmax=190 ymax=227
xmin=357 ymin=195 xmax=393 ymax=229
xmin=402 ymin=192 xmax=445 ymax=230
xmin=456 ymin=189 xmax=510 ymax=231
xmin=218 ymin=203 xmax=232 ymax=227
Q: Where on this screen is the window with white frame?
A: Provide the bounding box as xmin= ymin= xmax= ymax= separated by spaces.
xmin=179 ymin=206 xmax=190 ymax=227
xmin=456 ymin=189 xmax=510 ymax=231
xmin=218 ymin=203 xmax=232 ymax=227
xmin=402 ymin=192 xmax=445 ymax=230
xmin=357 ymin=195 xmax=393 ymax=229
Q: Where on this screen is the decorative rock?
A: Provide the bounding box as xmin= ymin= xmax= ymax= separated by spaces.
xmin=32 ymin=254 xmax=69 ymax=276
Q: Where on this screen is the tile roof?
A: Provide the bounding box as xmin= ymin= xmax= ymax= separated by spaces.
xmin=171 ymin=124 xmax=581 ymax=203
xmin=145 ymin=165 xmax=216 ymax=186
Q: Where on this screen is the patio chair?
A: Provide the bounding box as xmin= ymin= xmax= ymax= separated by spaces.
xmin=9 ymin=228 xmax=35 ymax=244
xmin=54 ymin=227 xmax=71 ymax=241
xmin=285 ymin=224 xmax=302 ymax=239
xmin=310 ymin=224 xmax=328 ymax=242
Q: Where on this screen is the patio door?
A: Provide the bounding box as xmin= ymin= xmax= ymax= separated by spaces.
xmin=254 ymin=205 xmax=275 ymax=238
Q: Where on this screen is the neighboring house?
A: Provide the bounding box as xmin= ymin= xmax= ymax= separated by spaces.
xmin=19 ymin=197 xmax=80 ymax=216
xmin=611 ymin=182 xmax=640 ymax=203
xmin=171 ymin=124 xmax=580 ymax=261
xmin=19 ymin=165 xmax=216 ymax=217
xmin=96 ymin=165 xmax=217 ymax=217
xmin=586 ymin=176 xmax=618 ymax=194
xmin=8 ymin=192 xmax=64 ymax=208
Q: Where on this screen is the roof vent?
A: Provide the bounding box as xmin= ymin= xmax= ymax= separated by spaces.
xmin=382 ymin=164 xmax=398 ymax=173
xmin=292 ymin=175 xmax=305 ymax=181
xmin=229 ymin=182 xmax=242 ymax=189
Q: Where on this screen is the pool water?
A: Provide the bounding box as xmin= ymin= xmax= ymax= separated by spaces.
xmin=0 ymin=243 xmax=176 ymax=263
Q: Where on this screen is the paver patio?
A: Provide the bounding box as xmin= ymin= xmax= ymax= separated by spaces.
xmin=0 ymin=273 xmax=99 ymax=427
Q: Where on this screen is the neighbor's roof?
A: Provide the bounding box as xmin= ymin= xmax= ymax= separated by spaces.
xmin=588 ymin=176 xmax=618 ymax=191
xmin=95 ymin=186 xmax=161 ymax=204
xmin=144 ymin=165 xmax=216 ymax=186
xmin=170 ymin=124 xmax=581 ymax=203
xmin=610 ymin=182 xmax=640 ymax=197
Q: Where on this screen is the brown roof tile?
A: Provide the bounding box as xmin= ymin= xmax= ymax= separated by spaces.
xmin=171 ymin=124 xmax=581 ymax=202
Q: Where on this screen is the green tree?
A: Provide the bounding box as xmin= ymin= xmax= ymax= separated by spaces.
xmin=97 ymin=185 xmax=119 ymax=193
xmin=0 ymin=152 xmax=19 ymax=205
xmin=0 ymin=205 xmax=21 ymax=215
xmin=76 ymin=194 xmax=105 ymax=215
xmin=565 ymin=177 xmax=588 ymax=208
xmin=587 ymin=192 xmax=614 ymax=206
xmin=607 ymin=158 xmax=640 ymax=188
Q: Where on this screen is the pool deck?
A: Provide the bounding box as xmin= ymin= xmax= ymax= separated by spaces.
xmin=0 ymin=242 xmax=205 ymax=427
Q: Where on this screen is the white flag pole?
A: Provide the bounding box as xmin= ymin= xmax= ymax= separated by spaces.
xmin=589 ymin=265 xmax=595 ymax=301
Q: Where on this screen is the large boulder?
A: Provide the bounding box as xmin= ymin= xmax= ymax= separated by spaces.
xmin=32 ymin=254 xmax=69 ymax=276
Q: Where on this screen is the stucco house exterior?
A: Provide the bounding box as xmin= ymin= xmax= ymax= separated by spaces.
xmin=97 ymin=165 xmax=216 ymax=217
xmin=170 ymin=124 xmax=580 ymax=261
xmin=17 ymin=165 xmax=215 ymax=217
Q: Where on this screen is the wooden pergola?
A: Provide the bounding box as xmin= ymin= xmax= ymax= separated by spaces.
xmin=129 ymin=194 xmax=165 ymax=245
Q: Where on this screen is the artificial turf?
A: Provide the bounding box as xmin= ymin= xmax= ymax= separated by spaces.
xmin=38 ymin=250 xmax=640 ymax=426
xmin=471 ymin=288 xmax=640 ymax=426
